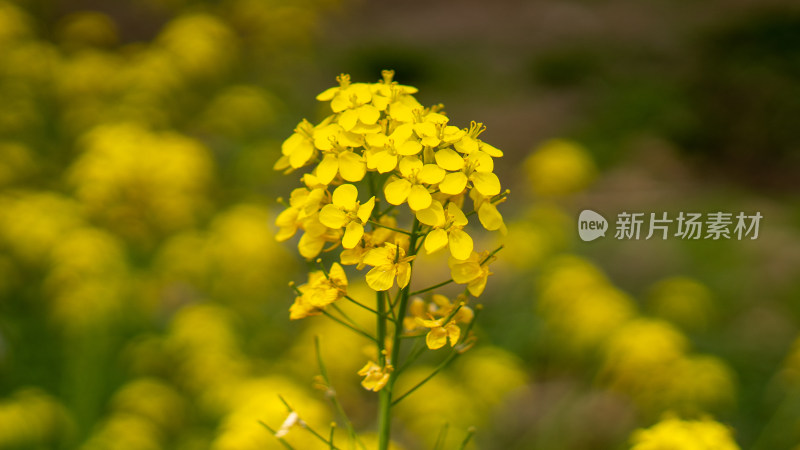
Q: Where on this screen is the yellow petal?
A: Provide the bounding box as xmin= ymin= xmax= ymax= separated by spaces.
xmin=338 ymin=151 xmax=366 ymax=182
xmin=454 ymin=136 xmax=479 ymax=154
xmin=398 ymin=156 xmax=423 ymax=177
xmin=298 ymin=232 xmax=325 ymax=259
xmin=339 ymin=109 xmax=359 ymax=130
xmin=313 ymin=124 xmax=340 ymax=151
xmin=384 ymin=179 xmax=412 ymax=205
xmin=418 ymin=164 xmax=445 ymax=184
xmin=434 ymin=148 xmax=465 ymax=171
xmin=425 ymin=228 xmax=449 ymax=254
xmin=316 ymin=87 xmax=339 ymax=101
xmin=374 ymin=151 xmax=398 ymax=174
xmin=479 ymin=141 xmax=503 ymax=157
xmin=332 ymin=184 xmax=359 ymax=210
xmin=363 ymin=246 xmax=392 ymax=266
xmin=357 ymin=197 xmax=375 ymax=223
xmin=471 ymin=151 xmax=494 ymax=173
xmin=329 ymin=262 xmax=348 ymax=286
xmin=359 ymin=104 xmax=380 ymax=124
xmin=449 ymin=258 xmax=482 ymax=283
xmin=372 ymin=95 xmax=390 ymax=111
xmin=319 ymin=204 xmax=347 ymax=229
xmin=478 ymin=202 xmax=504 ymax=231
xmin=468 ymin=271 xmax=488 ymax=297
xmin=396 ymin=262 xmax=411 ymax=289
xmin=343 ymin=222 xmax=364 ymax=249
xmin=288 ymin=140 xmax=315 ymax=169
xmin=448 ymin=228 xmax=473 ymax=260
xmin=421 ymin=136 xmax=440 ymax=147
xmin=397 ymin=140 xmax=422 ymax=156
xmin=389 ymin=123 xmax=413 ymax=142
xmin=316 ymin=153 xmax=339 ymax=185
xmin=407 ymin=185 xmax=432 ymax=211
xmin=331 ymin=94 xmax=350 ymax=113
xmin=389 ymin=102 xmax=414 ymax=122
xmin=366 ymin=265 xmax=395 ymax=291
xmin=439 ymin=172 xmax=468 ymax=195
xmin=426 ymin=327 xmax=448 ymax=350
xmin=445 ymin=322 xmax=461 ymax=346
xmin=366 ymin=133 xmax=388 ymax=148
xmin=338 ymin=130 xmax=364 ymax=148
xmin=447 ymin=202 xmax=468 ymax=227
xmin=415 ymin=200 xmax=445 ymax=227
xmin=413 ymin=122 xmax=436 ymax=138
xmin=470 ymin=172 xmax=501 ymax=196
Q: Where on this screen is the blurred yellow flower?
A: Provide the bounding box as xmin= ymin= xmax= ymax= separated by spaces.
xmin=525 ymin=139 xmax=597 ymax=196
xmin=358 ymin=361 xmax=393 ymax=391
xmin=69 ymin=123 xmax=214 ymax=241
xmin=630 ymin=414 xmax=740 ymax=450
xmin=647 ymin=276 xmax=716 ymax=332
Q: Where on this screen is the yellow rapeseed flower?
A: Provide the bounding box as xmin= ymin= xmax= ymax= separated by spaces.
xmin=363 ymin=243 xmax=415 ymax=291
xmin=290 ymin=263 xmax=348 ymax=320
xmin=358 ymin=361 xmax=393 ymax=392
xmin=416 ymin=200 xmax=473 ymax=260
xmin=318 ymin=184 xmax=375 ymax=249
xmin=448 ymin=251 xmax=494 ymax=297
xmin=384 ymin=156 xmax=445 ymax=211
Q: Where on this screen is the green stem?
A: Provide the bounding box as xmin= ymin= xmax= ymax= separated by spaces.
xmin=376 ymin=290 xmax=390 ymax=450
xmin=378 ymin=218 xmax=421 ymax=450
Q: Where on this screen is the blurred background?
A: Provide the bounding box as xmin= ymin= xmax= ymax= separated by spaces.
xmin=1 ymin=0 xmax=800 ymax=448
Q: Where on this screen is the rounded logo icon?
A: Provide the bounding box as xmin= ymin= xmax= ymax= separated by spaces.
xmin=578 ymin=209 xmax=608 ymax=241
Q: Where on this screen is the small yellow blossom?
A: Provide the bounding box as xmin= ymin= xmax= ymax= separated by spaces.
xmin=416 ymin=201 xmax=473 ymax=260
xmin=358 ymin=361 xmax=393 ymax=392
xmin=275 ymin=119 xmax=317 ymax=171
xmin=318 ymin=184 xmax=375 ymax=249
xmin=363 ymin=243 xmax=415 ymax=291
xmin=417 ymin=317 xmax=460 ymax=350
xmin=384 ymin=156 xmax=445 ymax=211
xmin=289 ymin=263 xmax=348 ymax=320
xmin=448 ymin=251 xmax=493 ymax=297
xmin=316 ymin=74 xmax=373 ymax=113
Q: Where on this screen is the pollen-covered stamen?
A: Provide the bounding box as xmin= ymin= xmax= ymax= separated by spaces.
xmin=466 ymin=120 xmax=486 ymax=138
xmin=336 ymin=73 xmax=351 ymax=89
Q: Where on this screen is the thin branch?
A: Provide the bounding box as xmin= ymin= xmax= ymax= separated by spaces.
xmin=409 ymin=279 xmax=454 ymax=297
xmin=315 ymin=336 xmax=364 ymax=450
xmin=321 ymin=310 xmax=376 ymax=342
xmin=458 ymin=427 xmax=477 ymax=450
xmin=259 ymin=421 xmax=295 ymax=450
xmin=367 ymin=220 xmax=412 ymax=236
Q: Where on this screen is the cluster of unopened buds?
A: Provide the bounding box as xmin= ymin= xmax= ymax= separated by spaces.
xmin=273 ymin=70 xmax=507 ymax=448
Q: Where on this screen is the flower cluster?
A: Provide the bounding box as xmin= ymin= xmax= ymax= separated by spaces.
xmin=276 ymin=70 xmax=506 ymax=311
xmin=274 ymin=71 xmax=507 ymax=449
